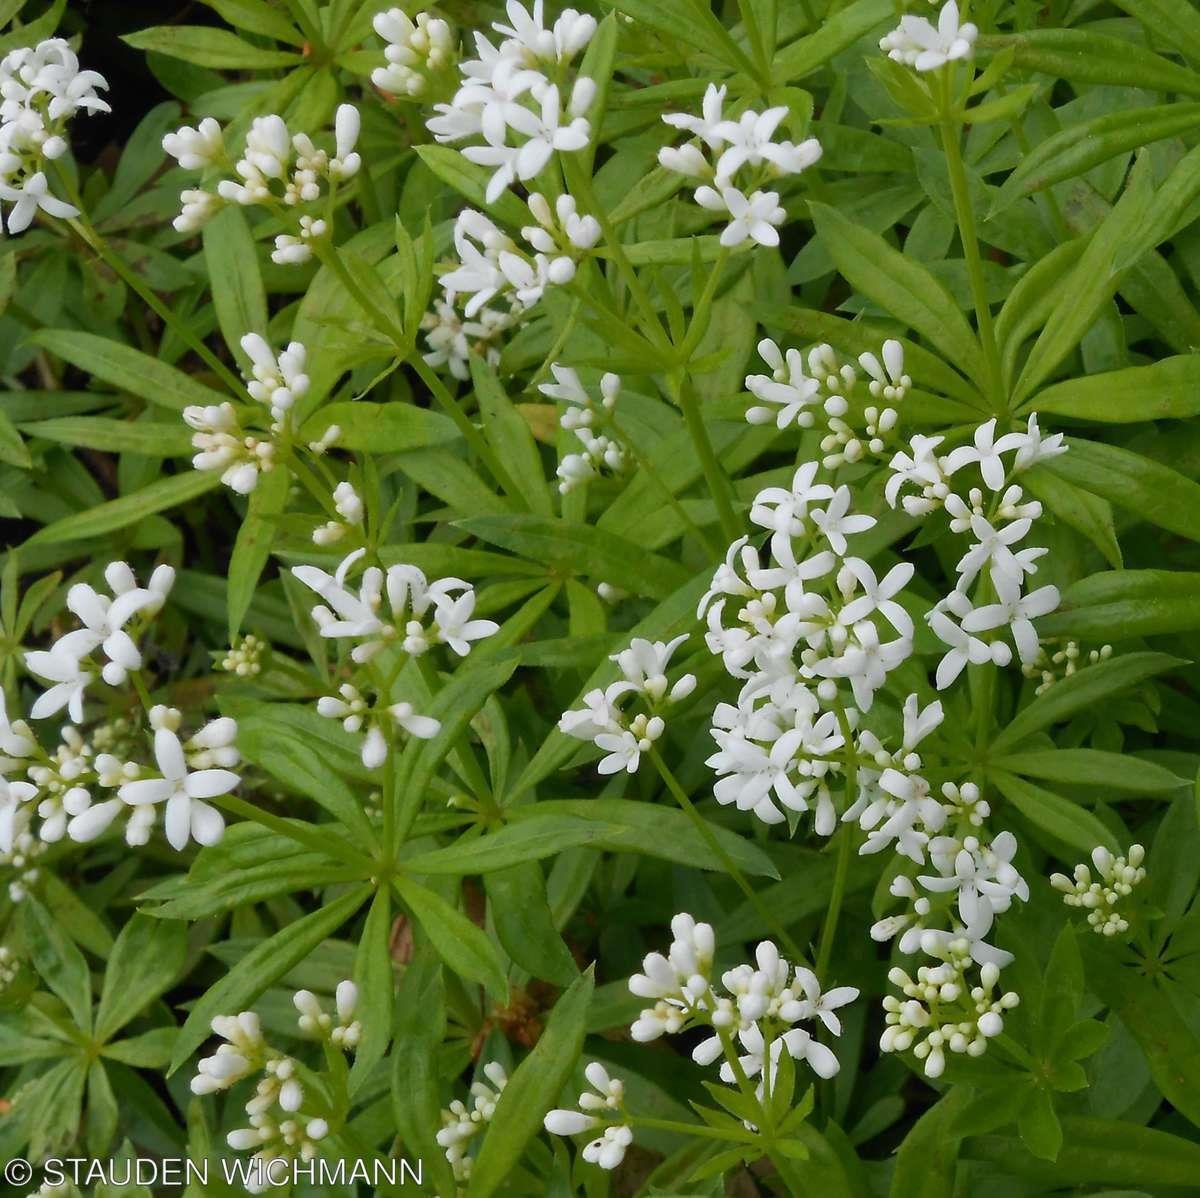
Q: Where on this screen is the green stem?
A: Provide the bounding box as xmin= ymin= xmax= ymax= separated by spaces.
xmin=648 ymin=748 xmax=805 ymax=964
xmin=814 ymin=824 xmax=853 ymax=981
xmin=630 ymin=1115 xmax=753 ymax=1144
xmin=668 ymin=372 xmax=742 ymax=544
xmin=938 ymin=110 xmax=1004 ymax=410
xmin=64 ymin=215 xmax=245 ymax=397
xmin=678 ymin=245 xmax=730 ymax=362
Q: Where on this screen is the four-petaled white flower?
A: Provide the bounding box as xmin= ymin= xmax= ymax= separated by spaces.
xmin=118 ymin=727 xmax=238 ymax=851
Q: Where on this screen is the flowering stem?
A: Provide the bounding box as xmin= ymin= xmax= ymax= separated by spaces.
xmin=666 ymin=371 xmax=742 ymax=545
xmin=814 ymin=824 xmax=853 ymax=981
xmin=938 ymin=99 xmax=1004 ymax=409
xmin=678 ymin=245 xmax=730 ymax=363
xmin=630 ymin=1115 xmax=753 ymax=1144
xmin=129 ymin=669 xmax=155 ymax=716
xmin=648 ymin=748 xmax=804 ymax=964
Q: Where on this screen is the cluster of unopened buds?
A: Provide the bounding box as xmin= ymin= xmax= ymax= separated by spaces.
xmin=544 ymin=1062 xmax=632 ymax=1170
xmin=163 ymin=106 xmax=361 ymax=263
xmin=436 ymin=1061 xmax=507 ymax=1182
xmin=372 ymin=8 xmax=456 ymax=99
xmin=190 ymin=983 xmax=359 ymax=1189
xmin=220 ymin=634 xmax=266 ymax=678
xmin=313 ymin=481 xmax=365 ymax=547
xmin=1051 ymin=844 xmax=1146 ymax=936
xmin=659 ymin=84 xmax=821 ymax=247
xmin=0 ymin=945 xmax=20 ymax=990
xmin=538 ymin=364 xmax=625 ymax=493
xmin=559 ymin=635 xmax=696 ymax=774
xmin=881 ymin=945 xmax=1018 ymax=1078
xmin=746 ymin=338 xmax=911 ymax=469
xmin=0 ymin=38 xmax=109 ymax=234
xmin=1022 ymin=639 xmax=1114 ymax=694
xmin=183 ymin=333 xmax=310 ymax=495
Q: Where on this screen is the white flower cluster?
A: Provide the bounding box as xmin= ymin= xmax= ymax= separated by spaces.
xmin=163 ymin=106 xmax=361 ymax=263
xmin=572 ymin=913 xmax=858 ymax=1152
xmin=538 ymin=363 xmax=625 ymax=493
xmin=436 ymin=1061 xmax=508 ymax=1182
xmin=658 ymin=84 xmax=821 ymax=248
xmin=887 ymin=415 xmax=1066 ymax=689
xmin=220 ymin=633 xmax=266 ymax=678
xmin=294 ymin=548 xmax=498 ymax=768
xmin=544 ymin=1062 xmax=632 ymax=1170
xmin=881 ymin=0 xmax=977 ymax=73
xmin=0 ymin=38 xmax=109 ymax=233
xmin=372 ymin=9 xmax=456 ymax=99
xmin=699 ymin=462 xmax=918 ymax=831
xmin=190 ymin=983 xmax=359 ymax=1193
xmin=559 ymin=635 xmax=696 ymax=774
xmin=1051 ymin=844 xmax=1146 ymax=936
xmin=0 ymin=693 xmax=239 ymax=855
xmin=24 ymin=562 xmax=175 ymax=719
xmin=183 ymin=333 xmax=311 ymax=495
xmin=746 ymin=338 xmax=911 ymax=469
xmin=426 ymin=0 xmax=597 ymax=203
xmin=0 ymin=945 xmax=20 ymax=990
xmin=423 ymin=195 xmax=599 ymax=378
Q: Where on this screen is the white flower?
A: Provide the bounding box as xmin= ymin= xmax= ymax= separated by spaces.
xmin=0 ymin=169 xmax=76 ymax=232
xmin=611 ymin=635 xmax=695 ymax=703
xmin=329 ymin=104 xmax=362 ymax=178
xmin=927 ymin=604 xmax=1011 ymax=690
xmin=859 ymin=340 xmax=910 ymax=402
xmin=961 ymin=574 xmax=1060 ymax=665
xmin=745 ymin=339 xmax=821 ymax=428
xmin=241 ymin=334 xmax=309 ymax=425
xmin=582 ymin=1124 xmax=633 ymax=1170
xmin=163 ymin=117 xmax=224 ymax=169
xmin=662 ymin=83 xmax=728 ymax=148
xmin=432 ymin=590 xmax=499 ymax=655
xmin=696 ymin=183 xmax=785 ymax=247
xmin=118 ymin=726 xmax=237 ymax=850
xmin=23 ymin=647 xmax=93 ymax=722
xmin=711 ymin=106 xmax=822 ymax=180
xmin=945 ymin=418 xmax=1021 ymax=492
xmin=837 ymin=558 xmax=915 ymax=637
xmin=880 ymin=0 xmax=978 ymax=72
xmin=811 ymin=486 xmax=876 ymax=555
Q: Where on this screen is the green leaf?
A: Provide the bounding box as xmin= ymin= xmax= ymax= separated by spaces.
xmin=508 ymin=799 xmax=780 ymax=879
xmin=980 ymin=29 xmax=1200 ymax=96
xmin=1041 ymin=437 xmax=1200 ymax=544
xmin=1111 ymin=0 xmax=1200 ymax=69
xmin=1012 ymin=158 xmax=1154 ymax=404
xmin=600 ymin=0 xmax=754 ymax=75
xmin=1038 ymin=569 xmax=1200 ymax=641
xmin=235 ymin=719 xmax=376 ymax=849
xmin=994 ymin=104 xmax=1200 ymax=212
xmin=391 ymin=873 xmax=508 ymax=997
xmin=774 ymin=0 xmax=893 ymax=81
xmin=404 ymin=814 xmax=625 ymax=875
xmin=992 ymin=652 xmax=1180 ymax=753
xmin=0 ymin=407 xmax=29 ymax=468
xmin=1022 ymin=466 xmax=1121 ymax=569
xmin=24 ymin=470 xmax=221 ymax=548
xmin=391 ymin=951 xmax=456 ymax=1196
xmin=1028 ymin=355 xmax=1200 ymax=422
xmin=992 ymin=748 xmax=1184 ymax=794
xmin=170 ymin=885 xmax=369 ymax=1072
xmin=965 ymin=1116 xmax=1200 ymax=1185
xmin=467 ymin=968 xmax=594 ymax=1198
xmin=22 ymin=898 xmax=92 ymax=1031
xmin=470 ymin=357 xmax=551 ymax=515
xmin=991 ymin=771 xmax=1119 ymax=855
xmin=122 ymin=25 xmax=301 ymax=68
xmin=201 ymin=0 xmax=305 ymax=44
xmin=808 ymin=200 xmax=983 ymax=387
xmin=890 ymin=1087 xmax=971 ymax=1198
xmin=299 ymin=401 xmax=459 ymax=452
xmin=95 ymin=915 xmax=187 ymax=1044
xmin=349 ymin=887 xmax=393 ymax=1091
xmin=17 ymin=416 xmax=192 ymax=457
xmin=227 ymin=463 xmax=288 ymax=641
xmin=30 ymin=330 xmax=231 ymax=413
xmin=457 ymin=514 xmax=691 ymax=599
xmin=1016 ymin=1086 xmax=1062 ymax=1162
xmin=488 ymin=862 xmax=578 ymax=986
xmin=413 ymin=144 xmax=529 ymax=228
xmin=204 ymin=206 xmax=268 ymax=369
